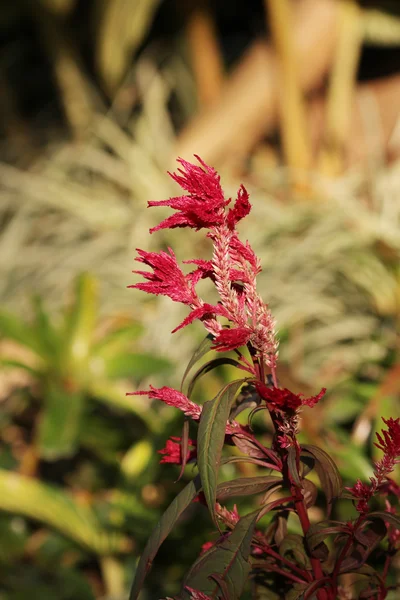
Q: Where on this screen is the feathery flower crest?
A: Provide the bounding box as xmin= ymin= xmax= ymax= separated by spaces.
xmin=158 ymin=436 xmax=197 ymax=464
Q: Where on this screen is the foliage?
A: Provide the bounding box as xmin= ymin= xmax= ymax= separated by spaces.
xmin=129 ymin=157 xmax=400 ymax=599
xmin=0 ymin=274 xmax=176 ymax=598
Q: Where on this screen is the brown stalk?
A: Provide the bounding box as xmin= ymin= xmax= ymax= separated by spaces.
xmin=318 ymin=0 xmax=363 ymax=176
xmin=264 ymin=0 xmax=312 ymax=172
xmin=185 ymin=0 xmax=224 ymax=107
xmin=176 ymin=0 xmax=338 ymax=169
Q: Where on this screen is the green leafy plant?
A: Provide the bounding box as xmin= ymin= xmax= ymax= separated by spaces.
xmin=129 ymin=157 xmax=400 ymax=599
xmin=0 ymin=272 xmax=176 ymax=598
xmin=0 ymin=272 xmax=170 ymax=460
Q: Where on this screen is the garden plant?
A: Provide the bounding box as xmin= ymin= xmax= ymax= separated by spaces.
xmin=129 ymin=157 xmax=400 ymax=600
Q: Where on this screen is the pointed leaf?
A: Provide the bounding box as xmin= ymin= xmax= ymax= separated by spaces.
xmin=31 ymin=294 xmax=60 ymax=360
xmin=129 ymin=476 xmax=202 ymax=600
xmin=0 ymin=469 xmax=129 ymax=555
xmin=197 ymin=380 xmax=245 ymax=524
xmin=182 ymin=509 xmax=259 ymax=599
xmin=0 ymin=358 xmax=41 ymax=376
xmin=287 ymin=446 xmax=301 ymax=486
xmin=37 ymin=381 xmax=84 ymax=460
xmin=181 ymin=334 xmax=214 ymax=392
xmin=0 ymin=310 xmax=45 ymax=357
xmin=187 ymin=357 xmax=245 ymax=398
xmin=216 ymin=476 xmax=282 ymax=501
xmin=61 ymin=273 xmax=97 ymax=382
xmin=279 ymin=534 xmax=311 ymax=569
xmin=306 ymin=521 xmax=348 ymax=557
xmin=366 ymin=511 xmax=400 ymax=530
xmin=301 ymin=445 xmax=342 ymax=512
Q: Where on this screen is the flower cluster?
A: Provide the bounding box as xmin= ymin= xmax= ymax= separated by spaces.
xmin=347 ymin=417 xmax=400 ymax=514
xmin=129 ymin=155 xmax=278 ymax=367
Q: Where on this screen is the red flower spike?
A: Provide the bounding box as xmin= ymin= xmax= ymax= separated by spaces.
xmin=127 ymin=386 xmax=201 ymax=419
xmin=130 ymin=248 xmax=197 ymax=305
xmin=227 ymin=185 xmax=251 ymax=230
xmin=375 ymin=417 xmax=400 ymax=459
xmin=171 ymin=302 xmax=229 ymax=334
xmin=158 ymin=436 xmax=197 ymax=464
xmin=149 ymin=156 xmax=229 ymax=232
xmin=256 ymin=384 xmax=326 ymax=412
xmin=212 ymin=326 xmax=252 ymax=352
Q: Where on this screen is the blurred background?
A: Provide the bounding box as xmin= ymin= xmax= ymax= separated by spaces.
xmin=0 ymin=0 xmax=399 ymax=598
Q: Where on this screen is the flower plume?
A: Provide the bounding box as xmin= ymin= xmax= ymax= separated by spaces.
xmin=130 ymin=156 xmax=278 ymax=371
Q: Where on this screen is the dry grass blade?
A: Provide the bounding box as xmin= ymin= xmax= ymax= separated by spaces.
xmin=318 ymin=0 xmax=362 ymax=176
xmin=95 ymin=0 xmax=161 ymax=96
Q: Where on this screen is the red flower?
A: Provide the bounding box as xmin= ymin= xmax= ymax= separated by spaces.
xmin=256 ymin=384 xmax=326 ymax=412
xmin=158 ymin=436 xmax=197 ymax=464
xmin=149 ymin=156 xmax=229 ymax=232
xmin=346 ymin=479 xmax=372 ymax=514
xmin=127 ymin=386 xmax=201 ymax=419
xmin=375 ymin=417 xmax=400 ymax=459
xmin=212 ymin=326 xmax=252 ymax=352
xmin=227 ymin=185 xmax=251 ymax=230
xmin=171 ymin=303 xmax=229 ymax=334
xmin=130 ymin=248 xmax=197 ymax=305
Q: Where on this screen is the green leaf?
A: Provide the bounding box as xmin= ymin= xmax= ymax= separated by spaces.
xmin=31 ymin=294 xmax=60 ymax=361
xmin=306 ymin=521 xmax=348 ymax=556
xmin=187 ymin=357 xmax=245 ymax=398
xmin=216 ymin=475 xmax=282 ymax=501
xmin=129 ymin=476 xmax=202 ymax=600
xmin=287 ymin=446 xmax=301 ymax=486
xmin=91 ymin=322 xmax=143 ymax=356
xmin=61 ymin=273 xmax=97 ymax=383
xmin=279 ymin=534 xmax=311 ymax=569
xmin=182 ymin=509 xmax=259 ymax=599
xmin=0 ymin=310 xmax=45 ymax=358
xmin=197 ymin=380 xmax=245 ymax=524
xmin=0 ymin=358 xmax=41 ymax=376
xmin=0 ymin=469 xmax=129 ymax=555
xmin=181 ymin=334 xmax=214 ymax=393
xmin=367 ymin=511 xmax=400 ymax=530
xmin=96 ymin=352 xmax=171 ymax=381
xmin=37 ymin=381 xmax=85 ymax=460
xmin=300 ymin=445 xmax=342 ymax=512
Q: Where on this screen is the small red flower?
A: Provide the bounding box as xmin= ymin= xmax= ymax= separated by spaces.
xmin=158 ymin=436 xmax=197 ymax=464
xmin=256 ymin=384 xmax=326 ymax=412
xmin=227 ymin=185 xmax=251 ymax=230
xmin=346 ymin=479 xmax=372 ymax=514
xmin=149 ymin=156 xmax=229 ymax=232
xmin=127 ymin=386 xmax=201 ymax=419
xmin=130 ymin=247 xmax=197 ymax=305
xmin=375 ymin=417 xmax=400 ymax=459
xmin=212 ymin=326 xmax=252 ymax=352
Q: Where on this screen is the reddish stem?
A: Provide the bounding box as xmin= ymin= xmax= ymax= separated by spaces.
xmin=252 ymin=561 xmax=308 ymax=585
xmin=293 ymin=488 xmax=331 ymax=600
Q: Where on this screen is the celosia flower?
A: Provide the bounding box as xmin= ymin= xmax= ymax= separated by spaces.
xmin=131 ymin=155 xmax=279 ymax=371
xmin=127 ymin=386 xmax=201 ymax=419
xmin=127 ymin=386 xmax=249 ymax=437
xmin=347 ymin=417 xmax=400 ymax=514
xmin=129 ymin=248 xmax=198 ymax=305
xmin=158 ymin=436 xmax=197 ymax=464
xmin=256 ymin=383 xmax=326 ymax=412
xmin=149 ymin=156 xmax=228 ymax=231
